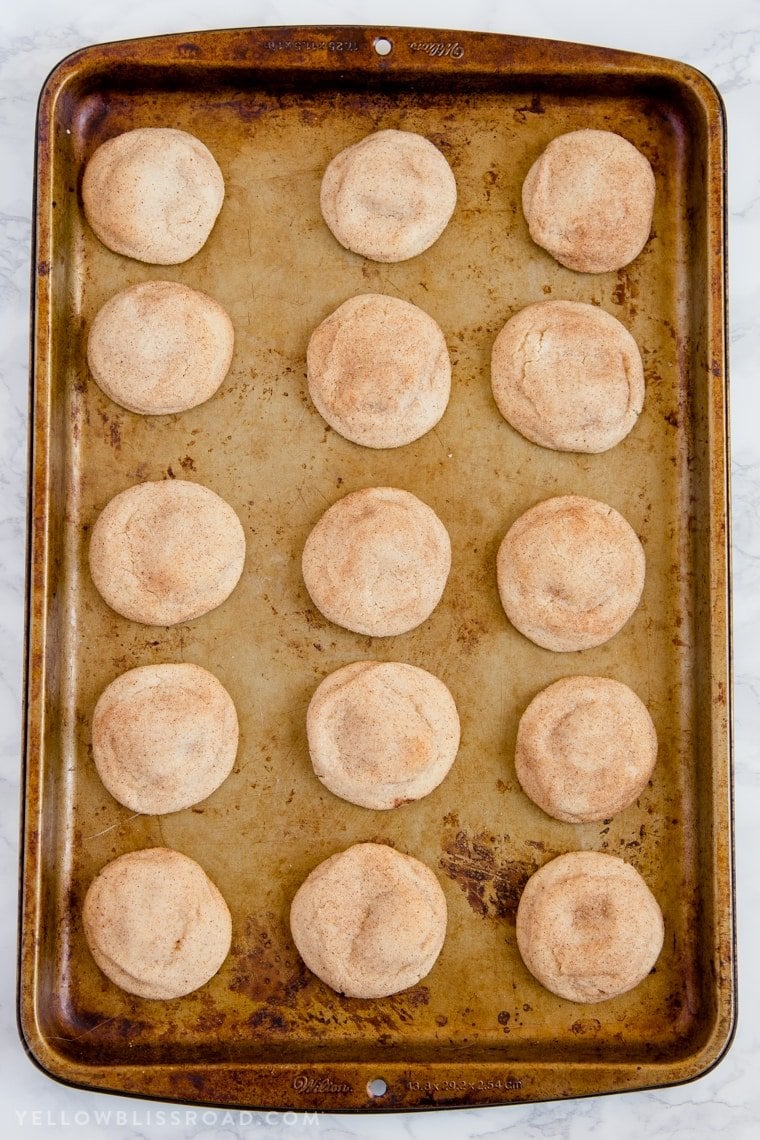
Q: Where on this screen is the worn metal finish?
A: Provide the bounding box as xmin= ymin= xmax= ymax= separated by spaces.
xmin=20 ymin=27 xmax=732 ymax=1111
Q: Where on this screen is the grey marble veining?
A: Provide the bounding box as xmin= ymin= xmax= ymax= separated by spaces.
xmin=1 ymin=0 xmax=757 ymax=1136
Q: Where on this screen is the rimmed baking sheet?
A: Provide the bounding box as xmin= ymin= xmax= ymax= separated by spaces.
xmin=20 ymin=26 xmax=733 ymax=1110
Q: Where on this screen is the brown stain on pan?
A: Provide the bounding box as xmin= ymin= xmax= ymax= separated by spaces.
xmin=439 ymin=829 xmax=535 ymax=921
xmin=228 ymin=916 xmax=313 ymax=1005
xmin=227 ymin=915 xmax=433 ymax=1040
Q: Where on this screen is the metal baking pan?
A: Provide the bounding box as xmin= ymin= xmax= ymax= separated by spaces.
xmin=20 ymin=26 xmax=733 ymax=1111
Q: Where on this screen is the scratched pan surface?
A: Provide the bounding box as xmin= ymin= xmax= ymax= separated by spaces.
xmin=21 ymin=27 xmax=733 ymax=1111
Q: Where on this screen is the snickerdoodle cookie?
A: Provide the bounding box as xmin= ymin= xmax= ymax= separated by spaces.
xmin=83 ymin=847 xmax=232 ymax=999
xmin=92 ymin=663 xmax=239 ymax=815
xmin=497 ymin=495 xmax=645 ymax=652
xmin=515 ymin=676 xmax=657 ymax=823
xmin=307 ymin=293 xmax=451 ymax=448
xmin=87 ymin=281 xmax=234 ymax=415
xmin=320 ymin=129 xmax=457 ymax=262
xmin=290 ymin=843 xmax=447 ymax=998
xmin=515 ymin=851 xmax=664 ymax=1003
xmin=491 ymin=300 xmax=644 ymax=453
xmin=89 ymin=480 xmax=245 ymax=626
xmin=307 ymin=661 xmax=460 ymax=809
xmin=522 ymin=129 xmax=655 ymax=273
xmin=82 ymin=127 xmax=224 ymax=264
xmin=302 ymin=487 xmax=451 ymax=637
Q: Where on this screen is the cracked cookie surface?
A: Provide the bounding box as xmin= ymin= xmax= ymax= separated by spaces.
xmin=516 ymin=852 xmax=664 ymax=1003
xmin=87 ymin=281 xmax=234 ymax=416
xmin=320 ymin=129 xmax=457 ymax=262
xmin=515 ymin=675 xmax=657 ymax=822
xmin=301 ymin=486 xmax=451 ymax=637
xmin=496 ymin=495 xmax=645 ymax=652
xmin=307 ymin=661 xmax=460 ymax=809
xmin=521 ymin=129 xmax=655 ymax=273
xmin=89 ymin=479 xmax=245 ymax=626
xmin=491 ymin=300 xmax=644 ymax=453
xmin=92 ymin=663 xmax=239 ymax=815
xmin=290 ymin=843 xmax=447 ymax=998
xmin=82 ymin=127 xmax=225 ymax=264
xmin=83 ymin=847 xmax=232 ymax=999
xmin=307 ymin=293 xmax=451 ymax=448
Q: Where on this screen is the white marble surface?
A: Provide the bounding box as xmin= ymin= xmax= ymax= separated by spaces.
xmin=1 ymin=0 xmax=757 ymax=1136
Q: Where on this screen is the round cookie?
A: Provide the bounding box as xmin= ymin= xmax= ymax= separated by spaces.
xmin=83 ymin=847 xmax=232 ymax=999
xmin=89 ymin=479 xmax=245 ymax=626
xmin=491 ymin=300 xmax=645 ymax=453
xmin=307 ymin=661 xmax=460 ymax=809
xmin=82 ymin=127 xmax=225 ymax=264
xmin=290 ymin=843 xmax=447 ymax=998
xmin=92 ymin=663 xmax=239 ymax=815
xmin=87 ymin=281 xmax=234 ymax=415
xmin=307 ymin=293 xmax=451 ymax=448
xmin=515 ymin=852 xmax=664 ymax=1003
xmin=301 ymin=487 xmax=451 ymax=637
xmin=522 ymin=129 xmax=655 ymax=273
xmin=320 ymin=129 xmax=457 ymax=262
xmin=497 ymin=495 xmax=645 ymax=652
xmin=515 ymin=676 xmax=657 ymax=823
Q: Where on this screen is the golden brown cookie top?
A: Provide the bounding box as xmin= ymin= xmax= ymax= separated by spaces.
xmin=89 ymin=479 xmax=246 ymax=626
xmin=320 ymin=129 xmax=457 ymax=262
xmin=515 ymin=675 xmax=657 ymax=823
xmin=83 ymin=847 xmax=232 ymax=999
xmin=497 ymin=495 xmax=645 ymax=652
xmin=92 ymin=663 xmax=239 ymax=815
xmin=516 ymin=851 xmax=664 ymax=1003
xmin=522 ymin=129 xmax=655 ymax=273
xmin=491 ymin=300 xmax=644 ymax=453
xmin=87 ymin=281 xmax=234 ymax=416
xmin=307 ymin=293 xmax=451 ymax=448
xmin=302 ymin=486 xmax=451 ymax=637
xmin=290 ymin=843 xmax=447 ymax=998
xmin=82 ymin=127 xmax=224 ymax=264
xmin=307 ymin=661 xmax=460 ymax=809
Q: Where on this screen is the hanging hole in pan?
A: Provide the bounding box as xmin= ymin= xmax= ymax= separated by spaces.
xmin=373 ymin=37 xmax=393 ymax=57
xmin=367 ymin=1077 xmax=388 ymax=1097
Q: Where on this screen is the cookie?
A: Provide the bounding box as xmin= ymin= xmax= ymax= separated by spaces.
xmin=87 ymin=281 xmax=234 ymax=415
xmin=522 ymin=129 xmax=655 ymax=273
xmin=289 ymin=843 xmax=447 ymax=998
xmin=82 ymin=127 xmax=224 ymax=264
xmin=497 ymin=495 xmax=645 ymax=652
xmin=89 ymin=479 xmax=245 ymax=626
xmin=301 ymin=487 xmax=451 ymax=637
xmin=320 ymin=129 xmax=457 ymax=262
xmin=307 ymin=661 xmax=460 ymax=809
xmin=515 ymin=852 xmax=664 ymax=1003
xmin=83 ymin=847 xmax=232 ymax=999
xmin=515 ymin=676 xmax=657 ymax=823
xmin=307 ymin=293 xmax=451 ymax=448
xmin=491 ymin=300 xmax=645 ymax=453
xmin=92 ymin=663 xmax=239 ymax=815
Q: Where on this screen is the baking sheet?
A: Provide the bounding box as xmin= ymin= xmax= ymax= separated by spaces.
xmin=20 ymin=27 xmax=733 ymax=1110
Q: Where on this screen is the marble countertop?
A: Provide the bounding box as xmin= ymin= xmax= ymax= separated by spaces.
xmin=1 ymin=0 xmax=757 ymax=1136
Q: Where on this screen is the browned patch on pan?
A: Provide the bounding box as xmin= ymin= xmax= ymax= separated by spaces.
xmin=228 ymin=915 xmax=312 ymax=1005
xmin=227 ymin=917 xmax=432 ymax=1040
xmin=439 ymin=830 xmax=535 ymax=921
